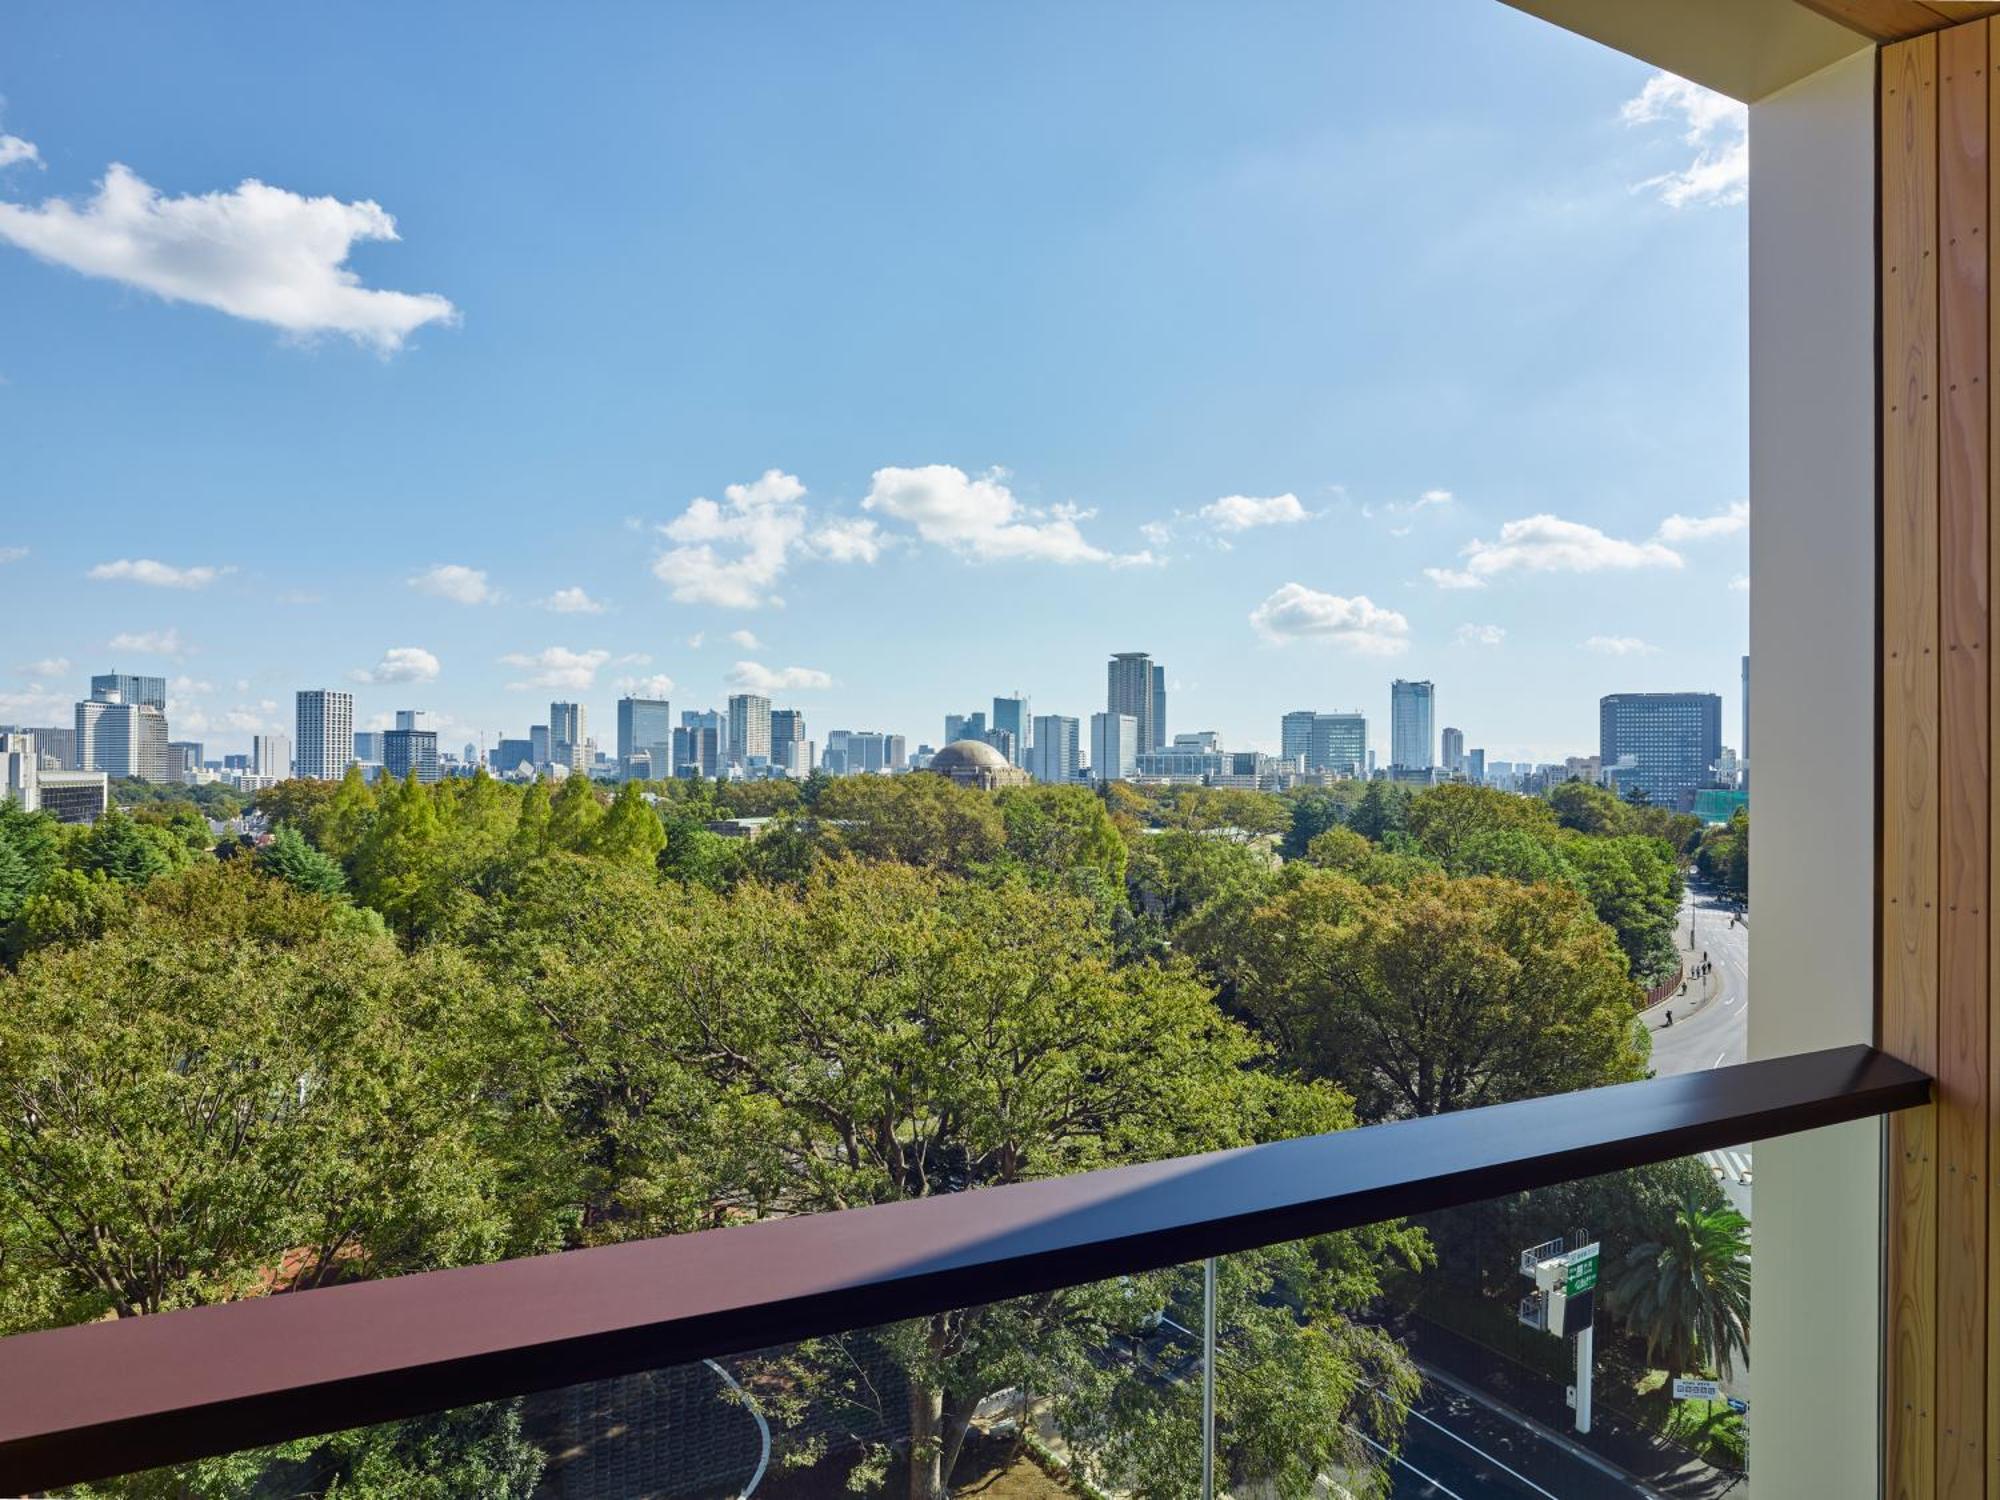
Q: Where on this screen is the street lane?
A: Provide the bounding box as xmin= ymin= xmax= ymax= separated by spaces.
xmin=1386 ymin=1376 xmax=1650 ymax=1499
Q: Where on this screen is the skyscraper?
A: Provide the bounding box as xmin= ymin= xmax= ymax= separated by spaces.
xmin=529 ymin=725 xmax=551 ymax=766
xmin=727 ymin=693 xmax=772 ymax=764
xmin=89 ymin=673 xmax=166 ymax=711
xmin=1107 ymin=653 xmax=1158 ymax=756
xmin=383 ymin=726 xmax=441 ymax=783
xmin=1441 ymin=726 xmax=1465 ymax=777
xmin=295 ymin=690 xmax=355 ymax=781
xmin=394 ymin=709 xmax=423 ymax=732
xmin=253 ymin=733 xmax=291 ymax=778
xmin=991 ymin=695 xmax=1031 ymax=765
xmin=1091 ymin=711 xmax=1139 ymax=782
xmin=353 ymin=731 xmax=384 ymax=764
xmin=944 ymin=711 xmax=988 ymax=745
xmin=1389 ymin=680 xmax=1435 ymax=771
xmin=1152 ymin=663 xmax=1168 ymax=750
xmin=549 ymin=702 xmax=587 ymax=770
xmin=618 ymin=696 xmax=673 ymax=779
xmin=1599 ymin=692 xmax=1724 ymax=810
xmin=1467 ymin=748 xmax=1486 ymax=785
xmin=1027 ymin=715 xmax=1080 ymax=783
xmin=770 ymin=709 xmax=808 ymax=773
xmin=1280 ymin=711 xmax=1367 ymax=775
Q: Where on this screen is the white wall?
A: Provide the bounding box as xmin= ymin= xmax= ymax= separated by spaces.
xmin=1746 ymin=43 xmax=1880 ymax=1500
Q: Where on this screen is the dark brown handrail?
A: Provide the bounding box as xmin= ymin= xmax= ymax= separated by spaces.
xmin=0 ymin=1043 xmax=1928 ymax=1492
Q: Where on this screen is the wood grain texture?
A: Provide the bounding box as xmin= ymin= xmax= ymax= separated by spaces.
xmin=1884 ymin=32 xmax=1943 ymax=1500
xmin=1938 ymin=22 xmax=1990 ymax=1500
xmin=1800 ymin=0 xmax=2000 ymax=43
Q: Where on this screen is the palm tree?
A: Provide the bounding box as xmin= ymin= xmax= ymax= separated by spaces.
xmin=1606 ymin=1190 xmax=1751 ymax=1377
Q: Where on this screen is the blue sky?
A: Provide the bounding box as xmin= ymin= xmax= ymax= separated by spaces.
xmin=0 ymin=1 xmax=1748 ymax=763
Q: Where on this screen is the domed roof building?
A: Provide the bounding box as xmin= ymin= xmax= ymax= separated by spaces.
xmin=926 ymin=738 xmax=1030 ymax=790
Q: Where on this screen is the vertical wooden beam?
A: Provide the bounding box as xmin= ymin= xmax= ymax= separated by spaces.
xmin=1884 ymin=31 xmax=1943 ymax=1500
xmin=1939 ymin=20 xmax=1990 ymax=1500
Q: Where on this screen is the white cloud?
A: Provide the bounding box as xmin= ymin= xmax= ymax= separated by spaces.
xmin=862 ymin=464 xmax=1143 ymax=565
xmin=1248 ymin=583 xmax=1410 ymax=654
xmin=0 ymin=545 xmax=25 ymax=563
xmin=540 ymin=586 xmax=605 ymax=615
xmin=88 ymin=557 xmax=227 ymax=589
xmin=19 ymin=656 xmax=70 ymax=677
xmin=351 ymin=646 xmax=441 ymax=685
xmin=1583 ymin=635 xmax=1660 ymax=656
xmin=616 ymin=673 xmax=676 ymax=698
xmin=1198 ymin=493 xmax=1313 ymax=532
xmin=106 ymin=627 xmax=187 ymax=657
xmin=1455 ymin=624 xmax=1506 ymax=647
xmin=727 ymin=660 xmax=834 ymax=692
xmin=410 ymin=563 xmax=498 ymax=605
xmin=0 ymin=135 xmax=39 ymax=171
xmin=1139 ymin=520 xmax=1174 ymax=548
xmin=499 ymin=646 xmax=610 ymax=691
xmin=1429 ymin=514 xmax=1683 ymax=588
xmin=1656 ymin=499 xmax=1748 ymax=543
xmin=805 ymin=515 xmax=884 ymax=564
xmin=728 ymin=628 xmax=761 ymax=649
xmin=652 ymin=468 xmax=809 ymax=609
xmin=1622 ymin=71 xmax=1748 ymax=209
xmin=168 ymin=674 xmax=215 ymax=695
xmin=1730 ymin=573 xmax=1749 ymax=593
xmin=0 ymin=161 xmax=457 ymax=350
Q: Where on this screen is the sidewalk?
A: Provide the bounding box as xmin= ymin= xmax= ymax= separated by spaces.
xmin=1391 ymin=1316 xmax=1744 ymax=1499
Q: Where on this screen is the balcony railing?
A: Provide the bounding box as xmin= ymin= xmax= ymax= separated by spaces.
xmin=0 ymin=1043 xmax=1928 ymax=1494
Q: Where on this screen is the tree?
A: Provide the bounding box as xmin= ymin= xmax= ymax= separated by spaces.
xmin=1279 ymin=785 xmax=1361 ymax=860
xmin=510 ymin=780 xmax=553 ymax=860
xmin=1605 ymin=1190 xmax=1751 ymax=1378
xmin=1546 ymin=780 xmax=1625 ymax=836
xmin=590 ymin=781 xmax=667 ymax=869
xmin=0 ymin=863 xmax=516 ymax=1328
xmin=1347 ymin=780 xmax=1409 ymax=843
xmin=254 ymin=823 xmax=348 ymax=898
xmin=812 ymin=773 xmax=1006 ymax=873
xmin=996 ymin=782 xmax=1127 ymax=892
xmin=1403 ymin=784 xmax=1560 ymax=873
xmin=349 ymin=773 xmax=462 ymax=937
xmin=545 ymin=773 xmax=606 ymax=853
xmin=73 ymin=807 xmax=185 ymax=885
xmin=1227 ymin=869 xmax=1648 ymax=1120
xmin=1560 ymin=834 xmax=1684 ymax=985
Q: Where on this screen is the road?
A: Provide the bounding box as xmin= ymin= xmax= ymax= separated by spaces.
xmin=1645 ymin=878 xmax=1753 ymax=1217
xmin=1384 ymin=1374 xmax=1655 ymax=1499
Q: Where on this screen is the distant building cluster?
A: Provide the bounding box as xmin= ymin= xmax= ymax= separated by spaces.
xmin=3 ymin=651 xmax=1752 ymax=827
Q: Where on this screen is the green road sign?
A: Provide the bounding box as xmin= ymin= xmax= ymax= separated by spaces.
xmin=1564 ymin=1247 xmax=1599 ymax=1297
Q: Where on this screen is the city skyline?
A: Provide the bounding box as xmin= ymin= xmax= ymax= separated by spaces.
xmin=0 ymin=3 xmax=1746 ymax=763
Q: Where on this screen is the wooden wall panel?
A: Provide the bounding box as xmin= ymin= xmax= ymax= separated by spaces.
xmin=1883 ymin=30 xmax=1943 ymax=1500
xmin=1938 ymin=21 xmax=1990 ymax=1500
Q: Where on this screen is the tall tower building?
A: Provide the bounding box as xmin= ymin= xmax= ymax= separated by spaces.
xmin=1599 ymin=692 xmax=1724 ymax=810
xmin=1152 ymin=663 xmax=1167 ymax=750
xmin=383 ymin=726 xmax=441 ymax=783
xmin=617 ymin=696 xmax=673 ymax=779
xmin=549 ymin=702 xmax=587 ymax=770
xmin=726 ymin=693 xmax=772 ymax=764
xmin=89 ymin=672 xmax=166 ymax=711
xmin=991 ymin=695 xmax=1031 ymax=765
xmin=1389 ymin=679 xmax=1435 ymax=771
xmin=1027 ymin=715 xmax=1081 ymax=783
xmin=1090 ymin=711 xmax=1139 ymax=782
xmin=294 ymin=690 xmax=355 ymax=781
xmin=1107 ymin=653 xmax=1158 ymax=756
xmin=253 ymin=733 xmax=291 ymax=778
xmin=770 ymin=708 xmax=808 ymax=773
xmin=1441 ymin=726 xmax=1465 ymax=777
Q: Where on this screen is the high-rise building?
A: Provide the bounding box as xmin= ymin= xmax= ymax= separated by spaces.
xmin=166 ymin=741 xmax=202 ymax=779
xmin=991 ymin=695 xmax=1031 ymax=765
xmin=353 ymin=731 xmax=384 ymax=764
xmin=493 ymin=738 xmax=536 ymax=776
xmin=944 ymin=711 xmax=988 ymax=745
xmin=618 ymin=696 xmax=673 ymax=780
xmin=1599 ymin=692 xmax=1724 ymax=810
xmin=1281 ymin=711 xmax=1368 ymax=776
xmin=1027 ymin=715 xmax=1080 ymax=783
xmin=1152 ymin=663 xmax=1168 ymax=750
xmin=1389 ymin=680 xmax=1435 ymax=771
xmin=253 ymin=734 xmax=291 ymax=778
xmin=89 ymin=673 xmax=166 ymax=711
xmin=727 ymin=693 xmax=772 ymax=764
xmin=673 ymin=724 xmax=720 ymax=778
xmin=1441 ymin=726 xmax=1465 ymax=777
xmin=985 ymin=727 xmax=1016 ymax=765
xmin=383 ymin=727 xmax=441 ymax=783
xmin=76 ymin=695 xmax=169 ymax=781
xmin=2 ymin=732 xmax=108 ymax=823
xmin=1108 ymin=653 xmax=1158 ymax=755
xmin=13 ymin=725 xmax=78 ymax=770
xmin=1467 ymin=748 xmax=1486 ymax=785
xmin=295 ymin=690 xmax=355 ymax=781
xmin=770 ymin=709 xmax=808 ymax=773
xmin=1091 ymin=711 xmax=1139 ymax=782
xmin=549 ymin=703 xmax=587 ymax=770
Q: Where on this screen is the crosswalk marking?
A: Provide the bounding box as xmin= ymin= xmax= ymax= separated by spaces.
xmin=1702 ymin=1148 xmax=1753 ymax=1184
